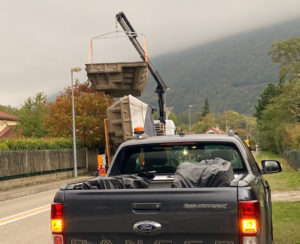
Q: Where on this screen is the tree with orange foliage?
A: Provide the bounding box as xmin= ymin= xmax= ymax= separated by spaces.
xmin=44 ymin=81 xmax=112 ymax=148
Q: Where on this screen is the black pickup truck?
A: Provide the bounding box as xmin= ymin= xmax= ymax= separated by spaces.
xmin=51 ymin=133 xmax=281 ymax=244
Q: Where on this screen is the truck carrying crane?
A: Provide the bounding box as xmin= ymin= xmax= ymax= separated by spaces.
xmin=86 ymin=12 xmax=171 ymax=154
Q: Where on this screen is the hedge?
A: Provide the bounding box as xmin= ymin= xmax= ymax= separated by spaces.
xmin=0 ymin=138 xmax=84 ymax=151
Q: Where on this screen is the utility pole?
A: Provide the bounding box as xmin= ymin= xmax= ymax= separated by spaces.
xmin=189 ymin=104 xmax=194 ymax=132
xmin=71 ymin=67 xmax=81 ymax=177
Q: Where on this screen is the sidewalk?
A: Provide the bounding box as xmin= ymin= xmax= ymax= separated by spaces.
xmin=0 ymin=175 xmax=93 ymax=202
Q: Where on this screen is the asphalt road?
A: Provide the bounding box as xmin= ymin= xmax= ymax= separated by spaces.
xmin=0 ymin=189 xmax=56 ymax=244
xmin=0 ymin=175 xmax=92 ymax=244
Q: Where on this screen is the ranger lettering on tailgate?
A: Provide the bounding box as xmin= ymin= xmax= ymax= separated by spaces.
xmin=97 ymin=240 xmax=234 ymax=244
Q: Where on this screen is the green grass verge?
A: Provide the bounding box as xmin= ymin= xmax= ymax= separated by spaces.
xmin=255 ymin=151 xmax=300 ymax=191
xmin=264 ymin=172 xmax=300 ymax=191
xmin=272 ymin=202 xmax=300 ymax=243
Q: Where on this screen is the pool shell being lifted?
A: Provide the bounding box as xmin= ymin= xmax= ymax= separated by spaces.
xmin=86 ymin=62 xmax=148 ymax=97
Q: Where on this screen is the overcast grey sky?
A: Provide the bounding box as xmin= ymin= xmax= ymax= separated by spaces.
xmin=1 ymin=0 xmax=300 ymax=107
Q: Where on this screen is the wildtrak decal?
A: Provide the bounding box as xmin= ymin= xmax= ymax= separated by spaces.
xmin=183 ymin=203 xmax=228 ymax=209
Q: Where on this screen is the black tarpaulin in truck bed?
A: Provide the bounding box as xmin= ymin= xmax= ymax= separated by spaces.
xmin=172 ymin=158 xmax=234 ymax=188
xmin=73 ymin=171 xmax=155 ymax=190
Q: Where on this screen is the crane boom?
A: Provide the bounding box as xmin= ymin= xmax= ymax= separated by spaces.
xmin=116 ymin=11 xmax=167 ymax=125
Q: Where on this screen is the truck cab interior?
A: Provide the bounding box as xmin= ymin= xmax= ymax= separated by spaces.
xmin=117 ymin=142 xmax=247 ymax=175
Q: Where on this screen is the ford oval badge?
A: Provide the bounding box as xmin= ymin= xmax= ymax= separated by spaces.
xmin=133 ymin=221 xmax=161 ymax=233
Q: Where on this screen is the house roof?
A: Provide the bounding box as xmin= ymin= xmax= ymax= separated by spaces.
xmin=0 ymin=111 xmax=19 ymax=121
xmin=0 ymin=126 xmax=17 ymax=139
xmin=0 ymin=126 xmax=10 ymax=138
xmin=206 ymin=127 xmax=225 ymax=134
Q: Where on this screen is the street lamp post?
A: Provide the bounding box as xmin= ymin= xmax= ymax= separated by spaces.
xmin=71 ymin=67 xmax=81 ymax=177
xmin=188 ymin=104 xmax=194 ymax=133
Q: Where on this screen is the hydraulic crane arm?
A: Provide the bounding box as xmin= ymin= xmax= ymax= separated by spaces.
xmin=116 ymin=11 xmax=168 ymax=125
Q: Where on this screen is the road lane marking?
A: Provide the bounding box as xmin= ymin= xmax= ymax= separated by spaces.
xmin=0 ymin=204 xmax=50 ymax=226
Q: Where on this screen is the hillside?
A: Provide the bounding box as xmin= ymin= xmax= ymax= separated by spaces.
xmin=140 ymin=18 xmax=300 ymax=114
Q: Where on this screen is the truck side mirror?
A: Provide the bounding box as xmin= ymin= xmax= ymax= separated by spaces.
xmin=261 ymin=160 xmax=282 ymax=174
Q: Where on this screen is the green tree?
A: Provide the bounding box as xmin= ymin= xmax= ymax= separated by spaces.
xmin=219 ymin=110 xmax=241 ymax=131
xmin=18 ymin=92 xmax=49 ymax=138
xmin=201 ymin=98 xmax=210 ymax=117
xmin=285 ymin=124 xmax=300 ymax=151
xmin=177 ymin=112 xmax=189 ymax=125
xmin=256 ymin=37 xmax=300 ymax=153
xmin=254 ymin=83 xmax=281 ymax=120
xmin=191 ymin=112 xmax=203 ymax=124
xmin=167 ymin=111 xmax=178 ymax=125
xmin=192 ymin=113 xmax=216 ymax=133
xmin=216 ymin=111 xmax=257 ymax=139
xmin=269 ymin=37 xmax=300 ymax=85
xmin=257 ymin=80 xmax=300 ymax=153
xmin=243 ymin=115 xmax=257 ymax=139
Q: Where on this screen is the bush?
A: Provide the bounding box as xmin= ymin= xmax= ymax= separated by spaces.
xmin=0 ymin=142 xmax=9 ymax=151
xmin=0 ymin=137 xmax=84 ymax=151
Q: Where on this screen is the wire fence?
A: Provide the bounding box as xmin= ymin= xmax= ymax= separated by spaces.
xmin=283 ymin=147 xmax=300 ymax=170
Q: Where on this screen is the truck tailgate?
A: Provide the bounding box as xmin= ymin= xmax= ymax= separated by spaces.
xmin=64 ymin=188 xmax=239 ymax=244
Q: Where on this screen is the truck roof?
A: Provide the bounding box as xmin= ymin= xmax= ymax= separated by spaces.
xmin=120 ymin=133 xmax=242 ymax=147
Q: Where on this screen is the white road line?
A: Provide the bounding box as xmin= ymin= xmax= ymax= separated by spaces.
xmin=0 ymin=204 xmax=50 ymax=226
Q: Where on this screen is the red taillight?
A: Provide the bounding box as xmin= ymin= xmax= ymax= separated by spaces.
xmin=51 ymin=203 xmax=64 ymax=219
xmin=53 ymin=235 xmax=64 ymax=244
xmin=51 ymin=203 xmax=65 ymax=244
xmin=241 ymin=201 xmax=257 ymax=216
xmin=239 ymin=200 xmax=260 ymax=234
xmin=239 ymin=200 xmax=260 ymax=243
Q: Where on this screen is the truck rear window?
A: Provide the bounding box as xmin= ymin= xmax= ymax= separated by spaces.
xmin=114 ymin=142 xmax=246 ymax=175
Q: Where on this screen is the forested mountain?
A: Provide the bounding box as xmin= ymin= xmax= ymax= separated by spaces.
xmin=141 ymin=18 xmax=300 ymax=115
